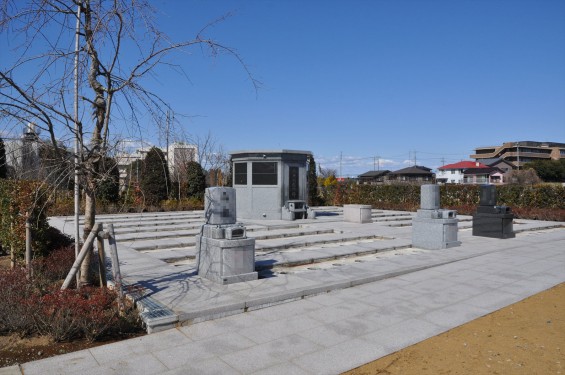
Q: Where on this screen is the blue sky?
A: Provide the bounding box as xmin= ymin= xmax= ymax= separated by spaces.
xmin=3 ymin=0 xmax=565 ymax=177
xmin=147 ymin=0 xmax=565 ymax=176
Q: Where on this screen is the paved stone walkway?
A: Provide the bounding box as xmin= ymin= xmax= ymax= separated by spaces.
xmin=2 ymin=210 xmax=563 ymax=374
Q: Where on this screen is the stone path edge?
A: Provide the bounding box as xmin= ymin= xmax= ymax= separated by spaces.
xmin=135 ymin=248 xmax=492 ymax=333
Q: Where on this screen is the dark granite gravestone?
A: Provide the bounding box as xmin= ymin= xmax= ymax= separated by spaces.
xmin=472 ymin=185 xmax=515 ymax=239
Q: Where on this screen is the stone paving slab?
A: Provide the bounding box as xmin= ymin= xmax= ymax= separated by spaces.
xmin=25 ymin=210 xmax=564 ymax=375
xmin=17 ymin=232 xmax=565 ymax=374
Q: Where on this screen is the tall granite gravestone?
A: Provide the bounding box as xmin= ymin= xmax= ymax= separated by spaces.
xmin=412 ymin=185 xmax=461 ymax=249
xmin=196 ymin=187 xmax=258 ymax=284
xmin=472 ymin=185 xmax=515 ymax=239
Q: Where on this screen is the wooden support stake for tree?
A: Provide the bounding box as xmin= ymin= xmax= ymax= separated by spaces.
xmin=97 ymin=224 xmax=107 ymax=288
xmin=10 ymin=222 xmax=15 ymax=269
xmin=107 ymin=223 xmax=124 ymax=310
xmin=61 ymin=222 xmax=101 ymax=290
xmin=25 ymin=219 xmax=32 ymax=279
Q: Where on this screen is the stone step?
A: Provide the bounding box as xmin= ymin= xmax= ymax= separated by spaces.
xmin=255 ymin=238 xmax=412 ymax=271
xmin=116 ymin=228 xmax=201 ymax=241
xmin=127 ymin=226 xmax=337 ymax=252
xmin=149 ymin=237 xmax=411 ymax=274
xmin=255 ymin=233 xmax=394 ymax=252
xmin=54 ymin=211 xmax=205 ymax=226
xmin=371 ymin=212 xmax=412 ymax=218
xmin=373 ymin=216 xmax=413 ymax=222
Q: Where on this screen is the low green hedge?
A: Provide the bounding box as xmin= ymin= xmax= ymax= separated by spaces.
xmin=321 ymin=183 xmax=565 ymax=221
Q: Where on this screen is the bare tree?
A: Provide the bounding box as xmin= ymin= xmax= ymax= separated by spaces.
xmin=508 ymin=169 xmax=542 ymax=185
xmin=168 ymin=142 xmax=197 ymax=199
xmin=191 ymin=131 xmax=230 ymax=180
xmin=318 ymin=166 xmax=338 ymax=181
xmin=0 ymin=0 xmax=258 ymax=285
xmin=171 ymin=130 xmax=231 ymax=192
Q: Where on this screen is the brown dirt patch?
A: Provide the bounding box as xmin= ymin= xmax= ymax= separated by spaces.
xmin=0 ymin=333 xmax=144 ymax=368
xmin=344 ymin=283 xmax=565 ymax=375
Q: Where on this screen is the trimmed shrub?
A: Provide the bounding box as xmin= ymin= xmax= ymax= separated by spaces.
xmin=0 ymin=246 xmax=142 ymax=341
xmin=161 ymin=198 xmax=204 ymax=211
xmin=32 ymin=245 xmax=76 ymax=290
xmin=322 ymin=183 xmax=565 ymax=220
xmin=36 ymin=287 xmax=121 ymax=342
xmin=140 ymin=147 xmax=171 ymax=206
xmin=185 ymin=161 xmax=206 ymax=199
xmin=0 ymin=180 xmax=52 ymax=262
xmin=96 ymin=157 xmax=120 ymax=203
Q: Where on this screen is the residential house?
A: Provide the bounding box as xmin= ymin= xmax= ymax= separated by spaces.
xmin=357 ymin=170 xmax=391 ymax=185
xmin=437 ymin=161 xmax=487 ymax=184
xmin=437 ymin=161 xmax=505 ymax=184
xmin=462 ymin=167 xmax=505 ymax=184
xmin=474 ymin=158 xmax=515 ymax=182
xmin=386 ymin=165 xmax=434 ymax=184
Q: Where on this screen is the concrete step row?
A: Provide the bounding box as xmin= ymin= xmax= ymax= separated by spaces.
xmin=254 ymin=238 xmax=412 ymax=271
xmin=141 ymin=236 xmax=411 ymax=269
xmin=255 ymin=233 xmax=394 ymax=252
xmin=126 ymin=226 xmax=339 ymax=252
xmin=52 ymin=211 xmax=205 ymax=227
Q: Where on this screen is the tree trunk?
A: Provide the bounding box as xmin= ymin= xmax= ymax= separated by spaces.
xmin=79 ymin=183 xmax=96 ymax=286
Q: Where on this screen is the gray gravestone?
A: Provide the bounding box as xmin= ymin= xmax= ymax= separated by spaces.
xmin=420 ymin=184 xmax=440 ymax=210
xmin=412 ymin=184 xmax=460 ymax=250
xmin=197 ymin=187 xmax=257 ymax=284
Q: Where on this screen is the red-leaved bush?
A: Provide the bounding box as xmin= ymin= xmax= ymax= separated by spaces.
xmin=0 ymin=268 xmax=38 ymax=335
xmin=0 ymin=247 xmax=142 ymax=342
xmin=36 ymin=287 xmax=120 ymax=342
xmin=32 ymin=245 xmax=77 ymax=290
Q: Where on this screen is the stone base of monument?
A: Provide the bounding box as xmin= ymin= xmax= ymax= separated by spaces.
xmin=281 ymin=200 xmax=308 ymax=221
xmin=472 ymin=211 xmax=515 ymax=239
xmin=412 ymin=209 xmax=461 ymax=250
xmin=343 ymin=204 xmax=372 ymax=224
xmin=196 ymin=235 xmax=258 ymax=285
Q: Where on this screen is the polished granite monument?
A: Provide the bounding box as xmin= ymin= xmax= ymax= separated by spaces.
xmin=472 ymin=185 xmax=515 ymax=239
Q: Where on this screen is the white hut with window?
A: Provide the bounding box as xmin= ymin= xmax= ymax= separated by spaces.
xmin=230 ymin=150 xmax=312 ymax=220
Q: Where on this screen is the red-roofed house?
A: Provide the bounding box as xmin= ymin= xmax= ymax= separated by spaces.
xmin=436 ymin=161 xmax=505 ymax=184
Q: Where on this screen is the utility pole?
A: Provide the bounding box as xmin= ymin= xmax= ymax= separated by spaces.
xmin=376 ymin=155 xmax=380 ymax=171
xmin=339 ymin=152 xmax=343 ymax=179
xmin=73 ymin=3 xmax=81 ymax=286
